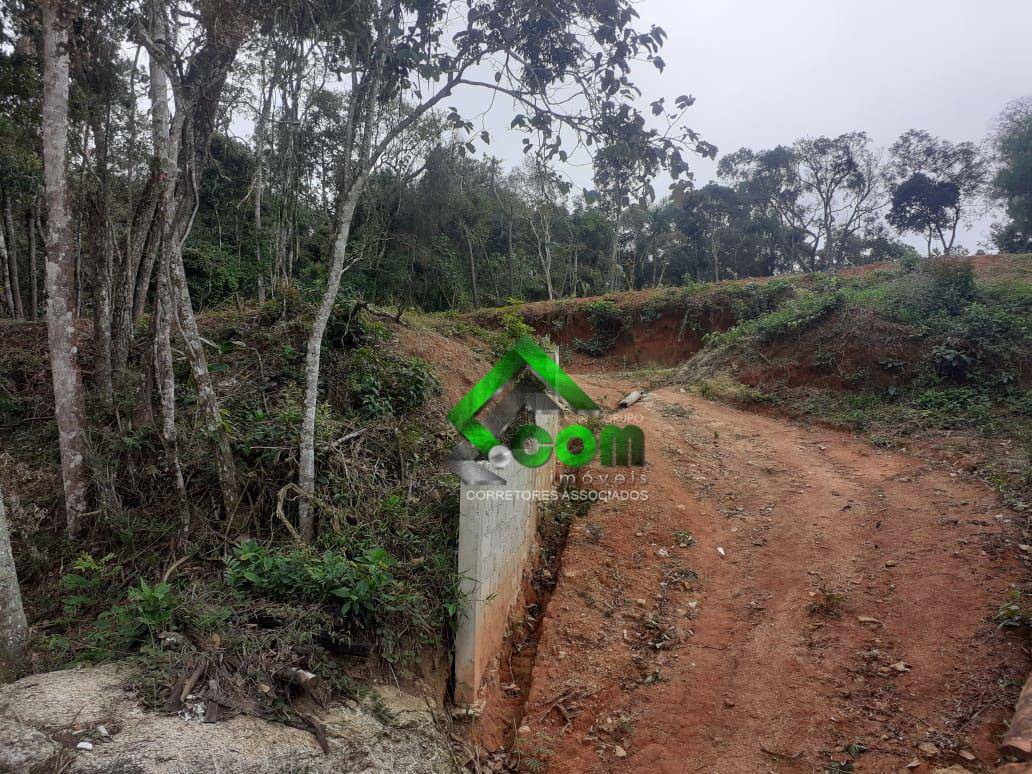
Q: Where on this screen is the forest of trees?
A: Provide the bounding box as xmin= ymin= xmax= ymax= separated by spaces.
xmin=2 ymin=4 xmax=1030 ymax=336
xmin=0 ymin=0 xmax=1029 ymax=549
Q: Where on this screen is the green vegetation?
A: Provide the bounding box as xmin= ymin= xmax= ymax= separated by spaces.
xmin=489 ymin=308 xmax=538 ymax=356
xmin=574 ymin=298 xmax=627 ymax=356
xmin=673 ymin=530 xmax=695 ymax=548
xmin=997 ymin=585 xmax=1032 ymax=630
xmin=680 ymin=257 xmax=1032 ymax=505
xmin=705 ymin=283 xmax=843 ymax=346
xmin=340 ymin=348 xmax=440 ymax=419
xmin=18 ymin=304 xmax=461 ymax=698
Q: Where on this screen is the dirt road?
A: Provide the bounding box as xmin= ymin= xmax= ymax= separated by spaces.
xmin=516 ymin=377 xmax=1029 ymax=773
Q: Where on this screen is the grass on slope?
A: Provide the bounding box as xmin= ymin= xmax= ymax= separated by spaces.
xmin=679 ymin=256 xmax=1032 ymax=508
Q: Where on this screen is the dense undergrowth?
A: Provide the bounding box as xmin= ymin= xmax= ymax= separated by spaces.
xmin=679 ymin=256 xmax=1032 ymax=507
xmin=0 ymin=297 xmax=464 ymax=725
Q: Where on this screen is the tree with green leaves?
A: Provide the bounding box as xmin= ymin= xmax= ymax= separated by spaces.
xmin=887 ymin=173 xmax=959 ymax=255
xmin=291 ymin=0 xmax=712 ymax=540
xmin=886 ymin=129 xmax=987 ymax=255
xmin=992 ymin=99 xmax=1032 ymax=252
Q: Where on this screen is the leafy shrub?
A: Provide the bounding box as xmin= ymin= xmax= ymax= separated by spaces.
xmin=80 ymin=579 xmax=182 ymax=657
xmin=572 ymin=335 xmax=616 ymax=357
xmin=922 ymin=303 xmax=1027 ymax=383
xmin=342 ymin=348 xmax=440 ymax=418
xmin=489 ymin=310 xmax=536 ymax=356
xmin=997 ymin=585 xmax=1032 ymax=630
xmin=925 ymin=257 xmax=975 ymax=312
xmin=109 ymin=580 xmax=179 ymax=639
xmin=585 ymin=298 xmax=625 ymax=333
xmin=227 ymin=541 xmax=401 ymax=620
xmin=930 ymin=345 xmax=975 ymax=379
xmin=708 ymin=288 xmax=842 ymax=346
xmin=61 ymin=553 xmax=123 ymax=615
xmin=573 ymin=299 xmax=626 ymax=355
xmin=0 ymin=393 xmax=24 ymax=419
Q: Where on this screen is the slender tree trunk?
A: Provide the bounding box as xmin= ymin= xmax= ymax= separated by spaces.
xmin=607 ymin=206 xmax=622 ymax=291
xmin=155 ymin=109 xmax=241 ymax=520
xmin=129 ymin=0 xmax=169 ymax=325
xmin=297 ymin=188 xmax=363 ymax=541
xmin=112 ymin=45 xmax=140 ymax=373
xmin=137 ymin=0 xmax=241 ymax=521
xmin=0 ymin=484 xmax=27 ymax=683
xmin=114 ymin=185 xmax=158 ymax=372
xmin=3 ymin=194 xmax=23 ymax=319
xmin=464 ymin=225 xmax=479 ymax=308
xmin=131 ymin=205 xmax=160 ymax=322
xmin=152 ymin=245 xmax=190 ymax=532
xmin=571 ymin=247 xmax=578 ymax=297
xmin=0 ymin=206 xmax=13 ymax=317
xmin=169 ymin=236 xmax=240 ymax=518
xmin=41 ymin=0 xmax=90 ymax=536
xmin=506 ymin=216 xmax=515 ymax=295
xmin=253 ymin=58 xmax=275 ymax=305
xmin=88 ymin=111 xmax=113 ymax=401
xmin=945 ymin=212 xmax=960 ymax=254
xmin=27 ymin=205 xmax=37 ymax=321
xmin=531 ymin=217 xmax=555 ymax=300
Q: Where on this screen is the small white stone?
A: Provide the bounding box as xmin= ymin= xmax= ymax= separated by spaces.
xmin=76 ymin=741 xmax=93 ymax=751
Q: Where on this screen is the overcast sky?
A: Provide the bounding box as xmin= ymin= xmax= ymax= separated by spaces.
xmin=455 ymin=0 xmax=1032 ymax=251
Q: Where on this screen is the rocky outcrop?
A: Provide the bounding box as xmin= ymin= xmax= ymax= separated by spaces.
xmin=0 ymin=663 xmax=456 ymax=773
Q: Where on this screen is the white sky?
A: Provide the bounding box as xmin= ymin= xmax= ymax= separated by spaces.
xmin=449 ymin=0 xmax=1032 ymax=251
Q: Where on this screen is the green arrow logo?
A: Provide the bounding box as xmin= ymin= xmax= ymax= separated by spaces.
xmin=447 ymin=336 xmax=600 ymax=456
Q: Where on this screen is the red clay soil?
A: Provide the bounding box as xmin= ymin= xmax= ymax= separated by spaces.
xmin=525 ymin=307 xmax=723 ymax=371
xmin=512 ymin=375 xmax=1029 ymax=773
xmin=393 ymin=323 xmax=494 ymax=408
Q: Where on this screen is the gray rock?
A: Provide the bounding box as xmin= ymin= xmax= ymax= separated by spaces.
xmin=0 ymin=663 xmax=457 ymax=773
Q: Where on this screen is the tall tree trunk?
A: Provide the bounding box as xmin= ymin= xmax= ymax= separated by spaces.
xmin=168 ymin=236 xmax=241 ymax=518
xmin=0 ymin=206 xmax=13 ymax=317
xmin=112 ymin=47 xmax=141 ymax=373
xmin=131 ymin=200 xmax=160 ymax=322
xmin=506 ymin=215 xmax=516 ymax=296
xmin=253 ymin=56 xmax=275 ymax=304
xmin=129 ymin=0 xmax=169 ymax=325
xmin=114 ymin=187 xmax=159 ymax=372
xmin=297 ymin=191 xmax=363 ymax=541
xmin=571 ymin=247 xmax=578 ymax=297
xmin=153 ymin=98 xmax=241 ymax=521
xmin=3 ymin=194 xmax=23 ymax=319
xmin=152 ymin=245 xmax=190 ymax=532
xmin=27 ymin=205 xmax=37 ymax=321
xmin=606 ymin=207 xmax=621 ymax=291
xmin=41 ymin=0 xmax=90 ymax=536
xmin=88 ymin=111 xmax=114 ymax=401
xmin=0 ymin=484 xmax=27 ymax=683
xmin=531 ymin=217 xmax=555 ymax=300
xmin=464 ymin=226 xmax=479 ymax=308
xmin=136 ymin=0 xmax=242 ymax=522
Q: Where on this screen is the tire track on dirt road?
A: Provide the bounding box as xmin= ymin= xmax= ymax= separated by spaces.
xmin=515 ymin=378 xmax=1028 ymax=773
